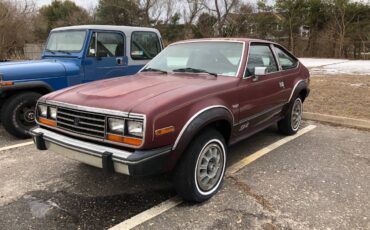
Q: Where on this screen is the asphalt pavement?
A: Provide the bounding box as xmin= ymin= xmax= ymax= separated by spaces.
xmin=0 ymin=121 xmax=369 ymax=230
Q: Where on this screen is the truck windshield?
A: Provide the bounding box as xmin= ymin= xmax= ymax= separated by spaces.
xmin=46 ymin=31 xmax=86 ymax=53
xmin=143 ymin=41 xmax=244 ymax=77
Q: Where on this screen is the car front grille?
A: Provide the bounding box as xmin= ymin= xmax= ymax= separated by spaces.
xmin=56 ymin=107 xmax=106 ymax=138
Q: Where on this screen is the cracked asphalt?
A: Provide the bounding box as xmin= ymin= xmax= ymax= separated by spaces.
xmin=0 ymin=121 xmax=369 ymax=229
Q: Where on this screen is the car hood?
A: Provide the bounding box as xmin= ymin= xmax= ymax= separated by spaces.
xmin=0 ymin=60 xmax=66 ymax=81
xmin=43 ymin=72 xmax=237 ymax=113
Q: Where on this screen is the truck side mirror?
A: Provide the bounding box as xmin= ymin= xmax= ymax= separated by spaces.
xmin=253 ymin=67 xmax=267 ymax=82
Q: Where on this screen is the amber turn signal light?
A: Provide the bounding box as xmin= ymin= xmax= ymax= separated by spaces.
xmin=38 ymin=117 xmax=57 ymax=127
xmin=155 ymin=126 xmax=175 ymax=136
xmin=107 ymin=133 xmax=143 ymax=146
xmin=0 ymin=81 xmax=14 ymax=86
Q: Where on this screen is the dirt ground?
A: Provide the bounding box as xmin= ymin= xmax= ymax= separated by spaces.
xmin=304 ymin=75 xmax=370 ymax=120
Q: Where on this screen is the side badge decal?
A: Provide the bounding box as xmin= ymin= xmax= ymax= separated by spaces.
xmin=239 ymin=122 xmax=249 ymax=132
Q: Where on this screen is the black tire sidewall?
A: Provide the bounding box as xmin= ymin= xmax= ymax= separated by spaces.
xmin=174 ymin=129 xmax=227 ymax=202
xmin=290 ymin=97 xmax=303 ymax=132
xmin=1 ymin=92 xmax=41 ymax=138
xmin=278 ymin=97 xmax=303 ymax=135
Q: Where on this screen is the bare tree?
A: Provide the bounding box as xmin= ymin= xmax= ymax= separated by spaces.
xmin=330 ymin=0 xmax=359 ymax=57
xmin=183 ymin=0 xmax=205 ymax=25
xmin=275 ymin=0 xmax=306 ymax=52
xmin=136 ymin=0 xmax=161 ymax=25
xmin=0 ymin=0 xmax=36 ymax=59
xmin=161 ymin=0 xmax=178 ymax=24
xmin=203 ymin=0 xmax=240 ymax=36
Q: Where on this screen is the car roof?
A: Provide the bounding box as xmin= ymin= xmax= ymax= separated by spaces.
xmin=51 ymin=25 xmax=160 ymax=34
xmin=172 ymin=37 xmax=275 ymax=45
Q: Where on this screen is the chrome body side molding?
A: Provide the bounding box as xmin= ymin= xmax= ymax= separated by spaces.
xmin=288 ymin=79 xmax=306 ymax=103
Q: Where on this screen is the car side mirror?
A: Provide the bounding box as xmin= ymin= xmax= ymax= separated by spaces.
xmin=253 ymin=67 xmax=267 ymax=82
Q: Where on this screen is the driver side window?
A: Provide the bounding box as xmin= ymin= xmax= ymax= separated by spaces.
xmin=245 ymin=44 xmax=278 ymax=77
xmin=88 ymin=32 xmax=124 ymax=57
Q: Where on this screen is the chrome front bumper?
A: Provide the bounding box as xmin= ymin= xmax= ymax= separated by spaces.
xmin=30 ymin=127 xmax=172 ymax=176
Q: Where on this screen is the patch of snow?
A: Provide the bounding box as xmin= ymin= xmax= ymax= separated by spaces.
xmin=299 ymin=58 xmax=348 ymax=67
xmin=299 ymin=58 xmax=370 ymax=76
xmin=349 ymin=83 xmax=367 ymax=87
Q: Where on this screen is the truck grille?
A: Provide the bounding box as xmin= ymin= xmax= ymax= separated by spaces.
xmin=56 ymin=107 xmax=106 ymax=138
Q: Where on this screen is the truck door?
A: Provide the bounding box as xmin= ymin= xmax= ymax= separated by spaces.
xmin=84 ymin=31 xmax=127 ymax=82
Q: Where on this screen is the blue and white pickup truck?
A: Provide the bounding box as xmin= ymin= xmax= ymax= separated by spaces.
xmin=0 ymin=25 xmax=163 ymax=138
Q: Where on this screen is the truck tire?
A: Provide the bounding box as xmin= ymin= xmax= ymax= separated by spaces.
xmin=278 ymin=97 xmax=303 ymax=135
xmin=173 ymin=128 xmax=227 ymax=203
xmin=1 ymin=92 xmax=42 ymax=138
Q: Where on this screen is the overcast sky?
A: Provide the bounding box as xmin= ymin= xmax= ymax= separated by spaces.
xmin=36 ymin=0 xmax=98 ymax=9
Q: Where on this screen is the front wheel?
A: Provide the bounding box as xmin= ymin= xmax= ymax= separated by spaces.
xmin=1 ymin=92 xmax=41 ymax=138
xmin=278 ymin=97 xmax=303 ymax=135
xmin=173 ymin=129 xmax=226 ymax=203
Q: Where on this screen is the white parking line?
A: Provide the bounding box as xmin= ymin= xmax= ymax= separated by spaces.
xmin=109 ymin=196 xmax=183 ymax=230
xmin=0 ymin=141 xmax=34 ymax=152
xmin=227 ymin=124 xmax=317 ymax=175
xmin=110 ymin=124 xmax=317 ymax=230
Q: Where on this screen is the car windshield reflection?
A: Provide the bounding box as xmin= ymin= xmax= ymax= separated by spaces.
xmin=143 ymin=41 xmax=244 ymax=77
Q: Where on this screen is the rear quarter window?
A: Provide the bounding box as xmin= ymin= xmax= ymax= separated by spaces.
xmin=131 ymin=31 xmax=161 ymax=60
xmin=274 ymin=45 xmax=298 ymax=70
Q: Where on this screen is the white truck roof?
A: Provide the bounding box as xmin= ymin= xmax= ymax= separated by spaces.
xmin=52 ymin=25 xmax=161 ymax=37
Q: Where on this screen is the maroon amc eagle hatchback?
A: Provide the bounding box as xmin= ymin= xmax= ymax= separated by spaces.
xmin=31 ymin=38 xmax=310 ymax=202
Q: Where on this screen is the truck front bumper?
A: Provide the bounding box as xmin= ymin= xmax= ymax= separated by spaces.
xmin=30 ymin=127 xmax=172 ymax=176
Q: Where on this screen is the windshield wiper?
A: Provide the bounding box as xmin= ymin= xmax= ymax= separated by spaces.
xmin=44 ymin=49 xmax=55 ymax=54
xmin=55 ymin=50 xmax=71 ymax=55
xmin=142 ymin=68 xmax=168 ymax=74
xmin=172 ymin=68 xmax=218 ymax=77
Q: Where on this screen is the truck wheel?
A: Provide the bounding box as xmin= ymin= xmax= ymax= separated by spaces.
xmin=278 ymin=97 xmax=303 ymax=135
xmin=173 ymin=129 xmax=226 ymax=203
xmin=1 ymin=92 xmax=42 ymax=138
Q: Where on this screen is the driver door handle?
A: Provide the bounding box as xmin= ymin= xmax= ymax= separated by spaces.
xmin=116 ymin=57 xmax=123 ymax=65
xmin=279 ymin=81 xmax=285 ymax=88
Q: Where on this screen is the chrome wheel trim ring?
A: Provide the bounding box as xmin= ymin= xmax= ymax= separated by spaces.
xmin=291 ymin=98 xmax=303 ymax=131
xmin=194 ymin=139 xmax=226 ymax=196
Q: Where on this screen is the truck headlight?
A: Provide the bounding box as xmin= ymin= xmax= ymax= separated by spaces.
xmin=127 ymin=120 xmax=143 ymax=137
xmin=49 ymin=107 xmax=57 ymax=120
xmin=38 ymin=104 xmax=48 ymax=117
xmin=108 ymin=118 xmax=125 ymax=134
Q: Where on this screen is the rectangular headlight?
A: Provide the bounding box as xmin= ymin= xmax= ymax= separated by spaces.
xmin=108 ymin=118 xmax=125 ymax=134
xmin=38 ymin=104 xmax=48 ymax=117
xmin=127 ymin=120 xmax=143 ymax=137
xmin=49 ymin=107 xmax=57 ymax=120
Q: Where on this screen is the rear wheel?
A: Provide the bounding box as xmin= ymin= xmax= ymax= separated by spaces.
xmin=173 ymin=129 xmax=226 ymax=202
xmin=278 ymin=97 xmax=303 ymax=135
xmin=1 ymin=92 xmax=41 ymax=138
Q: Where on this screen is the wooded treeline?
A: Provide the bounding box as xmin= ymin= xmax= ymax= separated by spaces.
xmin=0 ymin=0 xmax=369 ymax=59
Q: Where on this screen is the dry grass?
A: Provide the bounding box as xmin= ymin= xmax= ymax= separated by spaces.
xmin=304 ymin=75 xmax=370 ymax=121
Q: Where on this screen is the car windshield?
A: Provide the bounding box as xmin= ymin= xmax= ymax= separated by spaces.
xmin=45 ymin=31 xmax=86 ymax=53
xmin=143 ymin=42 xmax=244 ymax=77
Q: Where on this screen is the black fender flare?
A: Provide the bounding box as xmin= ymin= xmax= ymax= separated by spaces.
xmin=288 ymin=80 xmax=309 ymax=103
xmin=166 ymin=106 xmax=234 ymax=171
xmin=282 ymin=80 xmax=309 ymax=116
xmin=0 ymin=81 xmax=53 ymax=95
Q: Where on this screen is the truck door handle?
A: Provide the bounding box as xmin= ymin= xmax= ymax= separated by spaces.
xmin=279 ymin=81 xmax=285 ymax=88
xmin=116 ymin=57 xmax=123 ymax=65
